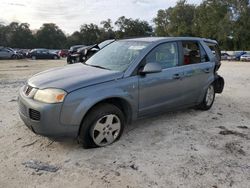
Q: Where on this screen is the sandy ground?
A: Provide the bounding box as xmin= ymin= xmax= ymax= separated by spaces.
xmin=0 ymin=59 xmax=249 ymax=188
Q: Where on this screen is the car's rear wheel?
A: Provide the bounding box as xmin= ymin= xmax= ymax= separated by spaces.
xmin=197 ymin=84 xmax=215 ymax=110
xmin=31 ymin=55 xmax=36 ymax=60
xmin=78 ymin=103 xmax=125 ymax=148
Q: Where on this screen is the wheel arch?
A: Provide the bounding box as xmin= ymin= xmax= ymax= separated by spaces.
xmin=213 ymin=74 xmax=224 ymax=93
xmin=77 ymin=97 xmax=133 ymax=136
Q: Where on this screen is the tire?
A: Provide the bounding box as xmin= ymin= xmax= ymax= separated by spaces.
xmin=53 ymin=56 xmax=58 ymax=60
xmin=78 ymin=103 xmax=125 ymax=148
xmin=31 ymin=56 xmax=36 ymax=60
xmin=197 ymin=84 xmax=215 ymax=110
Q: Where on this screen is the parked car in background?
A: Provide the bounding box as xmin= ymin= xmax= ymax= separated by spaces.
xmin=240 ymin=53 xmax=250 ymax=61
xmin=67 ymin=39 xmax=115 ymax=64
xmin=221 ymin=52 xmax=230 ymax=60
xmin=18 ymin=37 xmax=224 ymax=148
xmin=235 ymin=51 xmax=246 ymax=61
xmin=15 ymin=49 xmax=30 ymax=58
xmin=58 ymin=49 xmax=69 ymax=57
xmin=26 ymin=49 xmax=60 ymax=60
xmin=49 ymin=49 xmax=60 ymax=54
xmin=8 ymin=48 xmax=25 ymax=59
xmin=0 ymin=47 xmax=19 ymax=59
xmin=67 ymin=45 xmax=85 ymax=63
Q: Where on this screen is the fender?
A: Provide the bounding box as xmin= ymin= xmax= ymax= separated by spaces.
xmin=214 ymin=74 xmax=224 ymax=93
xmin=60 ymin=78 xmax=138 ymax=126
xmin=71 ymin=91 xmax=136 ymax=126
xmin=197 ymin=73 xmax=224 ymax=103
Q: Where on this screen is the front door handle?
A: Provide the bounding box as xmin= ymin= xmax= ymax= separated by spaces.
xmin=173 ymin=74 xmax=181 ymax=79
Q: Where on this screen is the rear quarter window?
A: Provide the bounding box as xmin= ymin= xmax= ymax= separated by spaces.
xmin=205 ymin=42 xmax=221 ymax=62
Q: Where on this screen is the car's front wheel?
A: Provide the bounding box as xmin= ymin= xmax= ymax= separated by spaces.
xmin=78 ymin=103 xmax=125 ymax=148
xmin=197 ymin=84 xmax=215 ymax=110
xmin=31 ymin=55 xmax=36 ymax=60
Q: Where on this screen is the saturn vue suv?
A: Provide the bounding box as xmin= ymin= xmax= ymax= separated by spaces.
xmin=18 ymin=37 xmax=224 ymax=148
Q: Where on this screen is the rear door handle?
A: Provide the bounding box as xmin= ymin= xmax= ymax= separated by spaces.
xmin=173 ymin=73 xmax=181 ymax=79
xmin=203 ymin=68 xmax=210 ymax=73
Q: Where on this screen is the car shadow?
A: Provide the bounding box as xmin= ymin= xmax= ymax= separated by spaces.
xmin=49 ymin=107 xmax=200 ymax=150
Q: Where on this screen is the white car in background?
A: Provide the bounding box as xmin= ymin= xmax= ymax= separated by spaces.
xmin=240 ymin=53 xmax=250 ymax=61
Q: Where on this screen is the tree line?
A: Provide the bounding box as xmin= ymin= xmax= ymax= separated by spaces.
xmin=0 ymin=0 xmax=249 ymax=50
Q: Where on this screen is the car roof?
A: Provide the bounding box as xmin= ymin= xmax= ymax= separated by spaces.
xmin=121 ymin=37 xmax=218 ymax=44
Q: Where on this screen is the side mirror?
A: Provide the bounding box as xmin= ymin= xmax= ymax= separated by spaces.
xmin=140 ymin=62 xmax=162 ymax=75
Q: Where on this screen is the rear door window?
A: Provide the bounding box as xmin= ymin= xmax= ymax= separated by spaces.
xmin=181 ymin=41 xmax=202 ymax=65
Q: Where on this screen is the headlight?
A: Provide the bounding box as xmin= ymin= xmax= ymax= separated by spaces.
xmin=34 ymin=88 xmax=67 ymax=103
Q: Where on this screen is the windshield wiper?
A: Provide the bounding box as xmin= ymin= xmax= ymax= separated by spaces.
xmin=86 ymin=64 xmax=111 ymax=70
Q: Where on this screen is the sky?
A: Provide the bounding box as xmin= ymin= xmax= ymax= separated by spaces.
xmin=0 ymin=0 xmax=202 ymax=34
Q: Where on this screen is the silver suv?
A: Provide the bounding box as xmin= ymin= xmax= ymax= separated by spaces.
xmin=18 ymin=37 xmax=224 ymax=148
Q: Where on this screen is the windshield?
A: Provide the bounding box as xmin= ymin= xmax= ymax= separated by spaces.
xmin=85 ymin=41 xmax=149 ymax=72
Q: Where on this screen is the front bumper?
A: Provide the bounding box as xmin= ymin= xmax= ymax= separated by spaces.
xmin=18 ymin=88 xmax=79 ymax=138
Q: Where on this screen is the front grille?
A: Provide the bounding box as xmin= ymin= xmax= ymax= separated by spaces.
xmin=29 ymin=109 xmax=41 ymax=121
xmin=24 ymin=85 xmax=33 ymax=96
xmin=19 ymin=101 xmax=27 ymax=116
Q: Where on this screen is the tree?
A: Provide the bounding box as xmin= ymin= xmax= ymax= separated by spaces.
xmin=66 ymin=31 xmax=82 ymax=47
xmin=79 ymin=23 xmax=101 ymax=45
xmin=0 ymin=22 xmax=34 ymax=48
xmin=8 ymin=22 xmax=34 ymax=48
xmin=115 ymin=16 xmax=153 ymax=38
xmin=100 ymin=19 xmax=115 ymax=39
xmin=153 ymin=0 xmax=250 ymax=50
xmin=153 ymin=0 xmax=196 ymax=37
xmin=0 ymin=23 xmax=8 ymax=47
xmin=233 ymin=7 xmax=250 ymax=50
xmin=101 ymin=19 xmax=113 ymax=31
xmin=35 ymin=23 xmax=67 ymax=49
xmin=153 ymin=9 xmax=171 ymax=36
xmin=229 ymin=0 xmax=250 ymax=50
xmin=168 ymin=0 xmax=196 ymax=36
xmin=193 ymin=1 xmax=231 ymax=47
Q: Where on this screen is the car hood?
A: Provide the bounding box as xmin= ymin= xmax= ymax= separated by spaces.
xmin=28 ymin=63 xmax=124 ymax=92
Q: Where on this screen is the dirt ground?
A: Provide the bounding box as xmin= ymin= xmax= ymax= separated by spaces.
xmin=0 ymin=59 xmax=249 ymax=188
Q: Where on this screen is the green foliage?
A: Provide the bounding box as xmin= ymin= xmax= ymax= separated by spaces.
xmin=153 ymin=0 xmax=250 ymax=50
xmin=66 ymin=31 xmax=82 ymax=47
xmin=0 ymin=1 xmax=250 ymax=50
xmin=35 ymin=23 xmax=67 ymax=49
xmin=115 ymin=16 xmax=153 ymax=38
xmin=154 ymin=0 xmax=196 ymax=37
xmin=0 ymin=22 xmax=34 ymax=48
xmin=79 ymin=23 xmax=101 ymax=45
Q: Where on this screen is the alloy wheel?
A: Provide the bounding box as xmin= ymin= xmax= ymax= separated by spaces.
xmin=205 ymin=85 xmax=214 ymax=106
xmin=91 ymin=114 xmax=121 ymax=147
